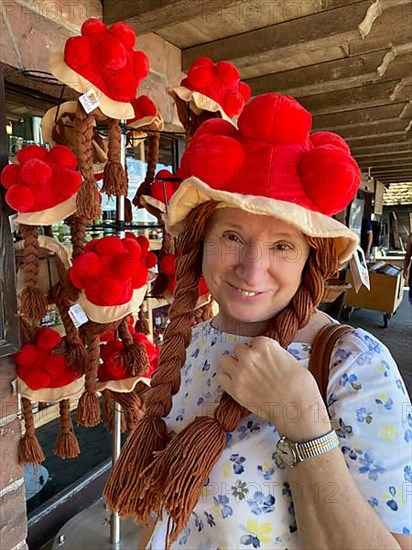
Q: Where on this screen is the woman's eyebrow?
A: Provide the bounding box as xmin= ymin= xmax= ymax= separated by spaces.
xmin=219 ymin=222 xmax=299 ymax=240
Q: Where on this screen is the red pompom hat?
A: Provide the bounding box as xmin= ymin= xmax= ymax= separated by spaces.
xmin=164 ymin=93 xmax=361 ymax=266
xmin=50 ymin=18 xmax=150 ymax=120
xmin=1 ymin=144 xmax=81 ymax=224
xmin=169 ymin=56 xmax=251 ymax=122
xmin=69 ymin=234 xmax=155 ymax=323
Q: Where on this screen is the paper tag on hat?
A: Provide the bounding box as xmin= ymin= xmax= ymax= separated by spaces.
xmin=68 ymin=303 xmax=88 ymax=328
xmin=9 ymin=214 xmax=17 ymax=232
xmin=350 ymin=247 xmax=370 ymax=293
xmin=79 ymin=88 xmax=100 ymax=114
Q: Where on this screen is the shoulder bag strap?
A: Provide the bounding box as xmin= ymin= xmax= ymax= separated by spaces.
xmin=308 ymin=324 xmax=353 ymax=402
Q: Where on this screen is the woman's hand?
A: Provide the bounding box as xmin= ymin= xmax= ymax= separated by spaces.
xmin=217 ymin=336 xmax=332 ymax=441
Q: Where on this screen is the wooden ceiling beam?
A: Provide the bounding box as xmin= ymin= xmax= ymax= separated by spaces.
xmin=245 ymin=48 xmax=411 ymax=97
xmin=182 ymin=1 xmax=409 ymax=70
xmin=103 ymin=0 xmax=234 ymax=30
xmin=312 ymin=103 xmax=408 ymax=131
xmin=333 ymin=119 xmax=411 ymax=139
xmin=346 ymin=133 xmax=411 ymax=146
xmin=355 ymin=150 xmax=412 ymax=160
xmin=358 ymin=157 xmax=412 ymax=167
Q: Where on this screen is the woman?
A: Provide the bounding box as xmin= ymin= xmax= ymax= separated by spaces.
xmin=105 ymin=94 xmax=411 ymax=549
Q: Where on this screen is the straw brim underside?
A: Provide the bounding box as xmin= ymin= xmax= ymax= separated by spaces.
xmin=77 ymin=285 xmax=148 ymax=323
xmin=18 ymin=376 xmax=85 ymax=402
xmin=16 ymin=194 xmax=77 ymax=225
xmin=50 ymin=52 xmax=134 ymax=120
xmin=168 ymin=86 xmax=234 ymax=124
xmin=95 ymin=376 xmax=150 ymax=393
xmin=164 ymin=177 xmax=359 ymax=266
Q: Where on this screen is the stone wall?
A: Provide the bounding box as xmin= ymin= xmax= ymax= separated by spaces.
xmin=0 ymin=0 xmax=183 ymax=129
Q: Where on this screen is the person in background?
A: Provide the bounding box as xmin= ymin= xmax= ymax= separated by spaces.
xmin=361 ymin=216 xmax=374 ymax=259
xmin=403 ymin=232 xmax=412 ymax=305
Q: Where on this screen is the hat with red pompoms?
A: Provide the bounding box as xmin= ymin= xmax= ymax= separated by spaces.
xmin=50 ymin=18 xmax=150 ymax=120
xmin=69 ymin=234 xmax=156 ymax=322
xmin=140 ymin=169 xmax=181 ymax=215
xmin=165 ymin=93 xmax=361 ymax=266
xmin=169 ymin=57 xmax=251 ymax=122
xmin=1 ymin=144 xmax=81 ymax=225
xmin=15 ymin=327 xmax=83 ymax=401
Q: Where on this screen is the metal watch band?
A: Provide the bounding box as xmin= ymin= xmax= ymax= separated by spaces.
xmin=296 ymin=429 xmax=339 ymax=461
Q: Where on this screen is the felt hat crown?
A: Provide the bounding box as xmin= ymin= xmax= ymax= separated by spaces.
xmin=165 ymin=93 xmax=361 ymax=265
xmin=50 ymin=18 xmax=150 ymax=119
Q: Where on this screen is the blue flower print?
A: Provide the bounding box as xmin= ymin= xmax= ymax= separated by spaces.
xmin=183 ymin=376 xmax=193 ymax=388
xmin=257 ymin=463 xmax=275 ymax=480
xmin=177 ymin=526 xmax=190 ymax=545
xmin=363 ymin=334 xmax=381 ymax=354
xmin=226 ymin=432 xmax=233 ymax=445
xmin=378 ymin=360 xmax=391 ymax=378
xmin=327 ymin=393 xmax=338 ymax=407
xmin=356 ymin=407 xmax=373 ymax=424
xmin=386 ymin=486 xmax=398 ymax=511
xmin=288 ymin=348 xmax=301 ymax=360
xmin=368 ymin=497 xmax=379 ymax=508
xmin=201 ymin=359 xmax=211 ymax=372
xmin=331 ymin=348 xmax=351 ymax=368
xmin=230 ymin=453 xmax=246 ymax=474
xmin=246 ymin=491 xmax=276 ymax=515
xmin=232 ymin=480 xmax=249 ymax=501
xmin=375 ymin=396 xmax=393 ymax=411
xmin=210 ymin=335 xmax=218 ymax=347
xmin=183 ymin=362 xmax=192 ymax=377
xmin=191 ymin=348 xmax=200 ymax=359
xmin=404 ymin=466 xmax=412 ymax=483
xmin=396 ymin=378 xmax=406 ymax=394
xmin=335 ymin=418 xmax=353 ymax=438
xmin=175 ymin=408 xmax=185 ymax=422
xmin=237 ymin=420 xmax=261 ymax=440
xmin=213 ymin=494 xmax=233 ymax=519
xmin=203 ymin=511 xmax=215 ymax=527
xmin=404 ymin=413 xmax=412 ymax=443
xmin=240 ymin=534 xmax=261 ymax=548
xmin=358 ymin=452 xmax=386 ymax=481
xmin=341 ymin=445 xmax=359 ymax=461
xmin=197 ymin=392 xmax=211 ymax=406
xmin=403 ymin=528 xmax=411 ymax=535
xmin=192 ymin=511 xmax=204 ymax=532
xmin=339 ymin=373 xmax=362 ymax=391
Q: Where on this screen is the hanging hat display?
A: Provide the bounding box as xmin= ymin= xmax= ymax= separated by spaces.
xmin=15 ymin=326 xmax=84 ymax=464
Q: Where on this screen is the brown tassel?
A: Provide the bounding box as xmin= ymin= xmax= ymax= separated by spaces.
xmin=134 ymin=303 xmax=150 ymax=335
xmin=74 ymin=105 xmax=101 ymax=220
xmin=18 ymin=316 xmax=37 ymax=344
xmin=102 ymin=119 xmax=128 ymax=197
xmin=125 ymin=197 xmax=133 ymax=223
xmin=19 ymin=224 xmax=48 ymax=322
xmin=104 ymin=415 xmax=168 ymax=517
xmin=118 ymin=317 xmax=150 ymax=377
xmin=77 ymin=335 xmax=101 ymax=427
xmin=132 ymin=132 xmax=160 ymax=211
xmin=152 ymin=228 xmax=175 ymax=297
xmin=18 ymin=397 xmax=45 ymax=465
xmin=54 ymin=399 xmax=80 ymax=459
xmin=108 ymin=390 xmax=145 ymax=432
xmin=102 ymin=391 xmax=127 ymax=433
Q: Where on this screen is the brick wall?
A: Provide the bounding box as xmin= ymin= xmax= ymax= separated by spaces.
xmin=0 ymin=356 xmax=28 ymax=550
xmin=0 ymin=0 xmax=183 ymax=130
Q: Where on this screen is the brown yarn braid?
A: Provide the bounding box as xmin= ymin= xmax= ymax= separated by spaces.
xmin=106 ymin=389 xmax=146 ymax=432
xmin=54 ymin=399 xmax=80 ymax=459
xmin=105 ymin=201 xmax=340 ymax=546
xmin=19 ymin=224 xmax=48 ymax=322
xmin=152 ymin=228 xmax=175 ymax=297
xmin=18 ymin=397 xmax=45 ymax=465
xmin=102 ymin=119 xmax=128 ymax=197
xmin=52 ymin=110 xmax=76 ymax=146
xmin=69 ymin=215 xmax=87 ymax=261
xmin=102 ymin=390 xmax=127 ymax=433
xmin=193 ymin=299 xmax=214 ymax=324
xmin=118 ymin=316 xmax=150 ymax=377
xmin=134 ymin=303 xmax=150 ymax=335
xmin=74 ymin=104 xmax=101 ymax=220
xmin=132 ymin=132 xmax=160 ymax=216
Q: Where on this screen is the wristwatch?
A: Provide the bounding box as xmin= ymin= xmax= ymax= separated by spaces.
xmin=275 ymin=430 xmax=339 ymax=468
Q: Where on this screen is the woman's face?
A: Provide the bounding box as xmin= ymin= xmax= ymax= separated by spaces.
xmin=202 ymin=208 xmax=310 ymax=334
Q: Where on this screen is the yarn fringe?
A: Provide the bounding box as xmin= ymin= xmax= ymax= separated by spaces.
xmin=77 ymin=392 xmax=101 ymax=427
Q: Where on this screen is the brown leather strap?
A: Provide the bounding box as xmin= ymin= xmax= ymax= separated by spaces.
xmin=308 ymin=324 xmax=353 ymax=401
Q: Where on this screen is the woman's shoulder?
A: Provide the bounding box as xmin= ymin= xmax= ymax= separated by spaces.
xmin=294 ymin=309 xmax=335 ymax=344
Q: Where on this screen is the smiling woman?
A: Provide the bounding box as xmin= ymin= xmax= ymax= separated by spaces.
xmin=105 ymin=94 xmax=412 ymax=550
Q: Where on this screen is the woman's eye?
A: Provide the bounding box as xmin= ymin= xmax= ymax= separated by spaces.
xmin=273 ymin=243 xmax=293 ymax=251
xmin=224 ymin=233 xmax=242 ymax=243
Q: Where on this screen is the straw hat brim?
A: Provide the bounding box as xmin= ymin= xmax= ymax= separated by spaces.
xmin=77 ymin=284 xmax=148 ymax=323
xmin=16 ymin=195 xmax=77 ymax=226
xmin=168 ymin=86 xmax=234 ymax=123
xmin=18 ymin=376 xmax=85 ymax=402
xmin=95 ymin=376 xmax=151 ymax=394
xmin=164 ymin=177 xmax=359 ymax=267
xmin=50 ymin=52 xmax=134 ymax=120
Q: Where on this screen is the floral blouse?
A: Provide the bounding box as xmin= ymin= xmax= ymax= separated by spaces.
xmin=148 ymin=320 xmax=411 ymax=549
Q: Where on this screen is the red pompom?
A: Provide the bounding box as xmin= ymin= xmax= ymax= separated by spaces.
xmin=133 ymin=51 xmax=150 ymax=80
xmin=46 ymin=145 xmax=78 ymax=169
xmin=5 ymin=184 xmax=34 ymax=212
xmin=20 ymin=159 xmax=52 ymax=187
xmin=86 ymin=276 xmax=125 ymax=306
xmin=1 ymin=164 xmax=20 ymax=189
xmin=72 ymin=252 xmax=101 ymax=279
xmin=159 ymin=254 xmax=176 ymax=276
xmin=198 ymin=277 xmax=209 ymax=296
xmin=238 ymin=94 xmax=312 ymax=145
xmin=106 ymin=69 xmax=138 ymax=102
xmin=37 ymin=327 xmax=61 ymax=351
xmin=216 ymin=61 xmax=240 ymax=83
xmin=16 ymin=145 xmax=47 ymax=165
xmin=15 ymin=344 xmax=45 ymax=369
xmin=300 ymin=145 xmax=360 ymax=215
xmin=223 ymin=92 xmax=244 ymax=118
xmin=125 ymin=231 xmax=138 ymax=241
xmin=192 ymin=118 xmax=238 ymax=140
xmin=145 ymin=251 xmax=158 ymax=269
xmin=310 ymin=131 xmax=351 ymax=153
xmin=95 ymin=236 xmax=125 ymax=256
xmin=69 ymin=267 xmax=85 ymax=289
xmin=101 ymin=340 xmax=123 ymax=363
xmin=18 ymin=366 xmax=50 ymax=390
xmin=131 ymin=267 xmax=148 ymax=289
xmin=151 ymin=180 xmax=177 ymax=204
xmin=167 ymin=277 xmax=176 ymax=294
xmin=52 ymin=166 xmax=82 ymax=197
xmin=109 ymin=21 xmax=136 ymax=49
xmin=45 ymin=355 xmax=67 ymax=375
xmin=99 ymin=35 xmax=127 ymax=71
xmin=136 ymin=236 xmax=149 ymax=256
xmin=65 ymin=36 xmax=92 ymax=69
xmin=239 ymin=81 xmax=251 ymax=102
xmin=114 ymin=254 xmax=142 ymax=280
xmin=122 ymin=238 xmax=142 ymax=259
xmin=81 ymin=18 xmax=106 ymax=37
xmin=192 ymin=57 xmax=214 ymax=68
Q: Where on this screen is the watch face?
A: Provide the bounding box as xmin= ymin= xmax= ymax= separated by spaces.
xmin=276 ymin=439 xmax=296 ymax=467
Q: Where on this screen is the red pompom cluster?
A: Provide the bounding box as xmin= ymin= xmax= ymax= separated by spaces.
xmin=128 ymin=95 xmax=158 ymax=124
xmin=181 ymin=57 xmax=251 ymax=118
xmin=159 ymin=253 xmax=208 ymax=296
xmin=69 ymin=234 xmax=156 ymax=306
xmin=98 ymin=331 xmax=159 ymax=381
xmin=15 ymin=328 xmax=80 ymax=390
xmin=150 ymin=169 xmax=180 ymax=204
xmin=64 ymin=18 xmax=149 ymax=103
xmin=176 ymin=94 xmax=360 ymax=216
xmin=1 ymin=144 xmax=81 ymax=213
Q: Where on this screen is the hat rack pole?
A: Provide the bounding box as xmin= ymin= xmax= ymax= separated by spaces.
xmin=109 ymin=120 xmax=127 ymax=546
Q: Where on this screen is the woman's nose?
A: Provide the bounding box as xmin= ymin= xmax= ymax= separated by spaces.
xmin=235 ymin=244 xmax=270 ymax=287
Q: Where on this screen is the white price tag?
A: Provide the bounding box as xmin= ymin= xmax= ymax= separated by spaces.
xmin=79 ymin=88 xmax=100 ymax=114
xmin=350 ymin=247 xmax=370 ymax=293
xmin=68 ymin=303 xmax=89 ymax=328
xmin=9 ymin=213 xmax=17 ymax=232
